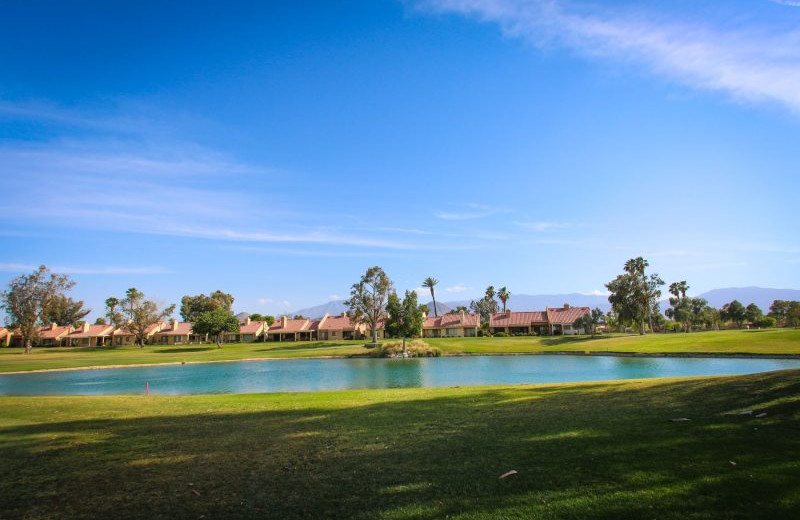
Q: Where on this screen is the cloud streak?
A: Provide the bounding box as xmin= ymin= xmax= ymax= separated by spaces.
xmin=419 ymin=0 xmax=800 ymax=112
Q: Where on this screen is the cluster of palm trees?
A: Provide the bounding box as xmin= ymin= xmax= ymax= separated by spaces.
xmin=421 ymin=278 xmax=511 ymax=318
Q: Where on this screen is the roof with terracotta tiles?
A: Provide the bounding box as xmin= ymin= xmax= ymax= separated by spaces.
xmin=268 ymin=318 xmax=312 ymax=333
xmin=38 ymin=324 xmax=72 ymax=339
xmin=489 ymin=311 xmax=548 ymax=327
xmin=318 ymin=315 xmax=358 ymax=331
xmin=159 ymin=322 xmax=194 ymax=336
xmin=424 ymin=312 xmax=479 ymax=329
xmin=67 ymin=324 xmax=115 ymax=339
xmin=113 ymin=322 xmax=164 ymax=336
xmin=547 ymin=306 xmax=591 ymax=324
xmin=239 ymin=320 xmax=266 ymax=334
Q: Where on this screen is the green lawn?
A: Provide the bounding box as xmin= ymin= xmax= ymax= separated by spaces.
xmin=1 ymin=328 xmax=799 ymax=373
xmin=0 ymin=329 xmax=800 ymax=372
xmin=1 ymin=369 xmax=799 ymax=519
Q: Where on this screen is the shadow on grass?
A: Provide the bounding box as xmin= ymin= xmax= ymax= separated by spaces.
xmin=255 ymin=342 xmax=360 ymax=353
xmin=154 ymin=347 xmax=216 ymax=354
xmin=1 ymin=370 xmax=799 ymax=520
xmin=538 ymin=335 xmax=616 ymax=347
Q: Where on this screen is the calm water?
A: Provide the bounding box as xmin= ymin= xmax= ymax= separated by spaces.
xmin=1 ymin=355 xmax=799 ymax=396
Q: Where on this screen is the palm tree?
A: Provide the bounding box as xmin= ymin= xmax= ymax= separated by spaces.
xmin=497 ymin=286 xmax=510 ymax=313
xmin=422 ymin=277 xmax=439 ymax=317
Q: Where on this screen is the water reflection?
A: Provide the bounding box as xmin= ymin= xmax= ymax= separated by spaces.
xmin=1 ymin=355 xmax=799 ymax=396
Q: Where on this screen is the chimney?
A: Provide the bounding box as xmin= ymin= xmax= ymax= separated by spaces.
xmin=82 ymin=322 xmax=90 ymax=333
xmin=564 ymin=303 xmax=570 ymax=309
xmin=171 ymin=319 xmax=178 ymax=330
xmin=281 ymin=315 xmax=288 ymax=328
xmin=505 ymin=309 xmax=511 ymax=316
xmin=341 ymin=312 xmax=347 ymax=318
xmin=245 ymin=317 xmax=251 ymax=325
xmin=459 ymin=309 xmax=466 ymax=324
xmin=50 ymin=322 xmax=57 ymax=330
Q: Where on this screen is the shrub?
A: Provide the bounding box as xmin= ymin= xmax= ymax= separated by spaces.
xmin=372 ymin=339 xmax=442 ymax=358
xmin=494 ymin=332 xmax=509 ymax=337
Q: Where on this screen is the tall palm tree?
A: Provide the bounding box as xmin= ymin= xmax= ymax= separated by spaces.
xmin=422 ymin=277 xmax=439 ymax=317
xmin=497 ymin=286 xmax=510 ymax=313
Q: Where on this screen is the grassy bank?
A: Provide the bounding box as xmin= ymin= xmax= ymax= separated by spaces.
xmin=1 ymin=328 xmax=799 ymax=373
xmin=1 ymin=369 xmax=799 ymax=519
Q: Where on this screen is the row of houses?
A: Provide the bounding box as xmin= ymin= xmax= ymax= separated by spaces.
xmin=0 ymin=305 xmax=590 ymax=347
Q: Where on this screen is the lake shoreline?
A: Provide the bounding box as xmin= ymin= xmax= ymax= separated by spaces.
xmin=3 ymin=349 xmax=800 ymax=375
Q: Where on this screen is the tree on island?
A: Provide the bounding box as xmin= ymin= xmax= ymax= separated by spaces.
xmin=106 ymin=288 xmax=175 ymax=348
xmin=0 ymin=265 xmax=75 ymax=354
xmin=384 ymin=290 xmax=425 ymax=356
xmin=422 ymin=277 xmax=439 ymax=317
xmin=345 ymin=266 xmax=393 ymax=346
xmin=180 ymin=290 xmax=234 ymax=322
xmin=606 ymin=257 xmax=664 ymax=335
xmin=192 ymin=308 xmax=240 ymax=348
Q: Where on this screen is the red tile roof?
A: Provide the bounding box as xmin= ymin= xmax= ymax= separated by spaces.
xmin=159 ymin=322 xmax=193 ymax=336
xmin=490 ymin=311 xmax=547 ymax=327
xmin=67 ymin=324 xmax=114 ymax=339
xmin=423 ymin=313 xmax=479 ymax=329
xmin=38 ymin=324 xmax=72 ymax=339
xmin=113 ymin=322 xmax=164 ymax=336
xmin=547 ymin=306 xmax=590 ymax=324
xmin=239 ymin=320 xmax=266 ymax=334
xmin=318 ymin=315 xmax=357 ymax=331
xmin=268 ymin=318 xmax=312 ymax=333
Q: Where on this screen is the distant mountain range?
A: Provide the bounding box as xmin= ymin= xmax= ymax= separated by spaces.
xmin=289 ymin=287 xmax=800 ymax=318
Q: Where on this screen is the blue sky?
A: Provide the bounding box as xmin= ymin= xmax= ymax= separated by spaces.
xmin=1 ymin=0 xmax=799 ymax=320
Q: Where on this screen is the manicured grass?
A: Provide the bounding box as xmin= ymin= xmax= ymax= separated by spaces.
xmin=1 ymin=328 xmax=799 ymax=373
xmin=1 ymin=370 xmax=799 ymax=519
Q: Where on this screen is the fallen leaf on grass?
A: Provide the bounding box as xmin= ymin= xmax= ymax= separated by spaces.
xmin=499 ymin=470 xmax=518 ymax=479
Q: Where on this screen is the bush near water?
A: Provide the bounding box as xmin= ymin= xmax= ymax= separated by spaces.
xmin=372 ymin=339 xmax=442 ymax=358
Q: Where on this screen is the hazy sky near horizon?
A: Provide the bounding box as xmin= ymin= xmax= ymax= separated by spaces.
xmin=1 ymin=0 xmax=799 ymax=319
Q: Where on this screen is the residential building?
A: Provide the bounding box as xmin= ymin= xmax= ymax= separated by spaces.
xmin=112 ymin=322 xmax=165 ymax=346
xmin=38 ymin=323 xmax=72 ymax=346
xmin=222 ymin=317 xmax=266 ymax=343
xmin=267 ymin=316 xmax=319 ymax=341
xmin=0 ymin=327 xmax=12 ymax=347
xmin=489 ymin=305 xmax=590 ymax=335
xmin=423 ymin=310 xmax=479 ymax=338
xmin=317 ymin=313 xmax=364 ymax=340
xmin=65 ymin=323 xmax=115 ymax=347
xmin=154 ymin=320 xmax=196 ymax=345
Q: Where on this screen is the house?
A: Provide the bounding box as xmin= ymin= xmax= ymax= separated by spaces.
xmin=423 ymin=310 xmax=479 ymax=338
xmin=222 ymin=317 xmax=266 ymax=343
xmin=489 ymin=311 xmax=549 ymax=335
xmin=0 ymin=327 xmax=12 ymax=347
xmin=317 ymin=313 xmax=364 ymax=340
xmin=65 ymin=323 xmax=115 ymax=347
xmin=489 ymin=305 xmax=590 ymax=335
xmin=267 ymin=316 xmax=319 ymax=341
xmin=546 ymin=304 xmax=591 ymax=335
xmin=153 ymin=320 xmax=197 ymax=345
xmin=112 ymin=322 xmax=165 ymax=346
xmin=38 ymin=323 xmax=72 ymax=346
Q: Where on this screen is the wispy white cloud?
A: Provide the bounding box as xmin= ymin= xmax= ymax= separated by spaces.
xmin=516 ymin=221 xmax=570 ymax=232
xmin=257 ymin=298 xmax=274 ymax=305
xmin=444 ymin=283 xmax=469 ymax=293
xmin=769 ymin=0 xmax=800 ymax=7
xmin=328 ymin=294 xmax=341 ymax=301
xmin=418 ymin=0 xmax=800 ymax=113
xmin=0 ymin=263 xmax=171 ymax=275
xmin=435 ymin=202 xmax=502 ymax=220
xmin=580 ymin=289 xmax=609 ymax=296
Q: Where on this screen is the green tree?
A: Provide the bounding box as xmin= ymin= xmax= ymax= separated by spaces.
xmin=384 ymin=290 xmax=424 ymax=356
xmin=42 ymin=295 xmax=91 ymax=327
xmin=106 ymin=288 xmax=176 ymax=348
xmin=667 ymin=281 xmax=691 ymax=332
xmin=179 ymin=290 xmax=235 ymax=322
xmin=192 ymin=308 xmax=240 ymax=348
xmin=497 ymin=286 xmax=510 ymax=313
xmin=94 ymin=317 xmax=107 ymax=325
xmin=447 ymin=305 xmax=469 ymax=315
xmin=720 ymin=300 xmax=747 ymax=329
xmin=345 ymin=266 xmax=393 ymax=346
xmin=745 ymin=303 xmax=763 ymax=325
xmin=422 ymin=277 xmax=439 ymax=317
xmin=769 ymin=300 xmax=800 ymax=327
xmin=573 ymin=307 xmax=604 ymax=337
xmin=470 ymin=286 xmax=499 ymax=327
xmin=606 ymin=257 xmax=664 ymax=335
xmin=0 ymin=265 xmax=75 ymax=353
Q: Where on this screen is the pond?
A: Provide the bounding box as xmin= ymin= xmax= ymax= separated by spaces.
xmin=1 ymin=355 xmax=799 ymax=396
